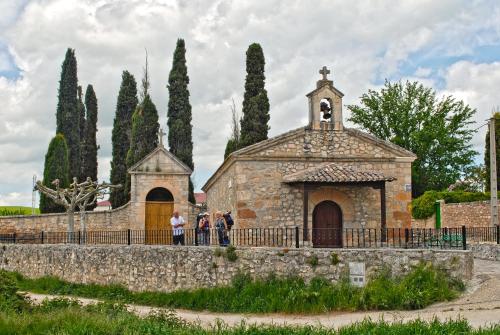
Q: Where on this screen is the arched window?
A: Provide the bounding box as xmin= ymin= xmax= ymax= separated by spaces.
xmin=146 ymin=187 xmax=174 ymax=202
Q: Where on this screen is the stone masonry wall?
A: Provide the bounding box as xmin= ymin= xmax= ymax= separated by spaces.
xmin=412 ymin=201 xmax=498 ymax=229
xmin=469 ymin=244 xmax=500 ymax=261
xmin=0 ymin=203 xmax=131 ymax=233
xmin=0 ymin=244 xmax=472 ymax=292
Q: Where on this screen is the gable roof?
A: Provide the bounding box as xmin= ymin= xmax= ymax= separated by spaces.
xmin=283 ymin=162 xmax=396 ymax=184
xmin=127 ymin=146 xmax=192 ymax=174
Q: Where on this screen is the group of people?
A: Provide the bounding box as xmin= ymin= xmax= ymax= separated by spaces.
xmin=169 ymin=210 xmax=234 ymax=246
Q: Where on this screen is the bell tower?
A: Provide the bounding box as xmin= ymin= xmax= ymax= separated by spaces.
xmin=306 ymin=66 xmax=344 ymax=131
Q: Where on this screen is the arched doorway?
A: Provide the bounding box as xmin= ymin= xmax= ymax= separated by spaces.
xmin=145 ymin=187 xmax=174 ymax=244
xmin=312 ymin=200 xmax=342 ymax=248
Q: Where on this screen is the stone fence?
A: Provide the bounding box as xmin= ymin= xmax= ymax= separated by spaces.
xmin=469 ymin=244 xmax=500 ymax=261
xmin=412 ymin=200 xmax=496 ymax=228
xmin=0 ymin=244 xmax=473 ymax=292
xmin=0 ymin=204 xmax=131 ymax=233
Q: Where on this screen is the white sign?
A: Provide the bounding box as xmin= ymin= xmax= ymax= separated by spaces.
xmin=349 ymin=262 xmax=365 ymax=287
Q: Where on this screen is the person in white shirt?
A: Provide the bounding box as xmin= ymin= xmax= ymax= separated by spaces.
xmin=170 ymin=211 xmax=185 ymax=245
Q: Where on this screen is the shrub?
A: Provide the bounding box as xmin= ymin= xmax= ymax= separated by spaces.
xmin=0 ymin=270 xmax=30 ymax=312
xmin=213 ymin=247 xmax=223 ymax=257
xmin=225 ymin=245 xmax=238 ymax=262
xmin=307 ymin=255 xmax=319 ymax=267
xmin=330 ymin=252 xmax=340 ymax=265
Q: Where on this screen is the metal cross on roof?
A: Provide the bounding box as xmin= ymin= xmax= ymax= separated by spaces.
xmin=319 ymin=66 xmax=330 ymax=80
xmin=158 ymin=128 xmax=166 ymax=147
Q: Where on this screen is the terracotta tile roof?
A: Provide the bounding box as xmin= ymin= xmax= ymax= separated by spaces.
xmin=96 ymin=200 xmax=111 ymax=207
xmin=283 ymin=163 xmax=396 ymax=183
xmin=194 ymin=192 xmax=207 ymax=204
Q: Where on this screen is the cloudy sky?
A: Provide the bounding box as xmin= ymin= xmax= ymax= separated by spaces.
xmin=1 ymin=0 xmax=500 ymax=207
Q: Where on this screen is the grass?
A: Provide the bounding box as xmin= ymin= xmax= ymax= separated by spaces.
xmin=10 ymin=262 xmax=465 ymax=314
xmin=0 ymin=206 xmax=39 ymax=216
xmin=0 ymin=271 xmax=497 ymax=334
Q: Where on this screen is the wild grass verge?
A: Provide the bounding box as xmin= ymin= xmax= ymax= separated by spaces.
xmin=0 ymin=270 xmax=496 ymax=335
xmin=9 ymin=262 xmax=464 ymax=313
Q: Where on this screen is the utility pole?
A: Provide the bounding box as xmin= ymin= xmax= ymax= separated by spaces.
xmin=490 ymin=113 xmax=498 ymax=227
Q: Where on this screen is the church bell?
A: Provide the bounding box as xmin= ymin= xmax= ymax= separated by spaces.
xmin=320 ymin=101 xmax=332 ymax=119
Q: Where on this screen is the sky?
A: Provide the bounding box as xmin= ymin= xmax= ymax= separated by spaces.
xmin=1 ymin=0 xmax=500 ymax=207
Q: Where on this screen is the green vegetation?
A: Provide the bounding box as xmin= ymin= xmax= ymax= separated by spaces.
xmin=307 ymin=255 xmax=319 ymax=267
xmin=56 ymin=48 xmax=80 ymax=180
xmin=0 ymin=270 xmax=494 ymax=334
xmin=0 ymin=270 xmax=495 ymax=334
xmin=81 ymin=85 xmax=98 ymax=183
xmin=0 ymin=207 xmax=39 ymax=216
xmin=11 ymin=263 xmax=463 ymax=314
xmin=39 ymin=134 xmax=70 ymax=213
xmin=110 ymin=71 xmax=138 ymax=208
xmin=239 ymin=43 xmax=270 ymax=150
xmin=125 ymin=56 xmax=159 ymax=197
xmin=167 ymin=38 xmax=195 ymax=204
xmin=348 ymin=80 xmax=477 ymax=197
xmin=330 ymin=252 xmax=340 ymax=265
xmin=412 ymin=190 xmax=496 ymax=219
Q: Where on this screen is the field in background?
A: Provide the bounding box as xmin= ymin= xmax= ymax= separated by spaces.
xmin=0 ymin=206 xmax=40 ymax=216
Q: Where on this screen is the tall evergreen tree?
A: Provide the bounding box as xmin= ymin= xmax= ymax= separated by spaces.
xmin=110 ymin=71 xmax=138 ymax=208
xmin=81 ymin=84 xmax=98 ymax=183
xmin=40 ymin=134 xmax=70 ymax=213
xmin=167 ymin=38 xmax=195 ymax=203
xmin=239 ymin=43 xmax=270 ymax=148
xmin=126 ymin=57 xmax=159 ymax=197
xmin=77 ymin=85 xmax=86 ymax=181
xmin=484 ymin=112 xmax=500 ymax=191
xmin=56 ymin=48 xmax=80 ymax=180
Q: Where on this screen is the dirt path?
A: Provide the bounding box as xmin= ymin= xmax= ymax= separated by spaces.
xmin=25 ymin=259 xmax=500 ymax=329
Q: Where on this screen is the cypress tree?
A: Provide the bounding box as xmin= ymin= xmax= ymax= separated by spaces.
xmin=167 ymin=38 xmax=195 ymax=203
xmin=110 ymin=71 xmax=138 ymax=208
xmin=484 ymin=112 xmax=500 ymax=191
xmin=77 ymin=85 xmax=86 ymax=181
xmin=39 ymin=134 xmax=70 ymax=213
xmin=239 ymin=43 xmax=270 ymax=148
xmin=126 ymin=58 xmax=159 ymax=197
xmin=81 ymin=84 xmax=98 ymax=183
xmin=56 ymin=48 xmax=80 ymax=180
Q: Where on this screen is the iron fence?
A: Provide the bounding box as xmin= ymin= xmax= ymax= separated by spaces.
xmin=0 ymin=225 xmax=498 ymax=250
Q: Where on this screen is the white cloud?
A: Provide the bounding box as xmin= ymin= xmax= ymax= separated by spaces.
xmin=1 ymin=0 xmax=500 ymax=205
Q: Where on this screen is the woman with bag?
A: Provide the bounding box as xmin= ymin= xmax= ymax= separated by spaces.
xmin=214 ymin=211 xmax=228 ymax=247
xmin=198 ymin=212 xmax=211 ymax=246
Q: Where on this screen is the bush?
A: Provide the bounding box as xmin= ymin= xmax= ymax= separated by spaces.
xmin=225 ymin=245 xmax=238 ymax=262
xmin=0 ymin=270 xmax=30 ymax=312
xmin=412 ymin=190 xmax=493 ymax=219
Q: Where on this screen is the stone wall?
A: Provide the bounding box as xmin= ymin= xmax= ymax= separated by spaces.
xmin=469 ymin=244 xmax=500 ymax=261
xmin=0 ymin=244 xmax=473 ymax=292
xmin=412 ymin=201 xmax=497 ymax=229
xmin=0 ymin=203 xmax=131 ymax=233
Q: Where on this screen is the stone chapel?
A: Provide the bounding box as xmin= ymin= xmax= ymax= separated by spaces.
xmin=202 ymin=67 xmax=416 ymax=247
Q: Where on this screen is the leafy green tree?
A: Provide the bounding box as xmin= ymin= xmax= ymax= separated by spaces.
xmin=484 ymin=112 xmax=500 ymax=191
xmin=81 ymin=84 xmax=98 ymax=184
xmin=39 ymin=134 xmax=70 ymax=213
xmin=110 ymin=71 xmax=138 ymax=208
xmin=167 ymin=39 xmax=195 ymax=203
xmin=239 ymin=43 xmax=270 ymax=148
xmin=126 ymin=58 xmax=159 ymax=197
xmin=56 ymin=48 xmax=80 ymax=180
xmin=348 ymin=80 xmax=477 ymax=197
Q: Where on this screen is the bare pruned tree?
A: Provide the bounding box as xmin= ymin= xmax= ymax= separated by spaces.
xmin=231 ymin=98 xmax=240 ymax=143
xmin=35 ymin=177 xmax=121 ymax=239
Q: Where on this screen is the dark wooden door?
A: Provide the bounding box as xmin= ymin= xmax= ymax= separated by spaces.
xmin=312 ymin=201 xmax=342 ymax=247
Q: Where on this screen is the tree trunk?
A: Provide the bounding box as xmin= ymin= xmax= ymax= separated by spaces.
xmin=67 ymin=210 xmax=75 ymax=243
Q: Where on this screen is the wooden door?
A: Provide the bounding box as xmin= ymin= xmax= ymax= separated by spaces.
xmin=145 ymin=202 xmax=174 ymax=244
xmin=312 ymin=201 xmax=342 ymax=248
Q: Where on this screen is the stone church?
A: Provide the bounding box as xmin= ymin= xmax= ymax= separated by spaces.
xmin=202 ymin=67 xmax=416 ymax=247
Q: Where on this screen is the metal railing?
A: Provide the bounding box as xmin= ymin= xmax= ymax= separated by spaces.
xmin=0 ymin=225 xmax=498 ymax=250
